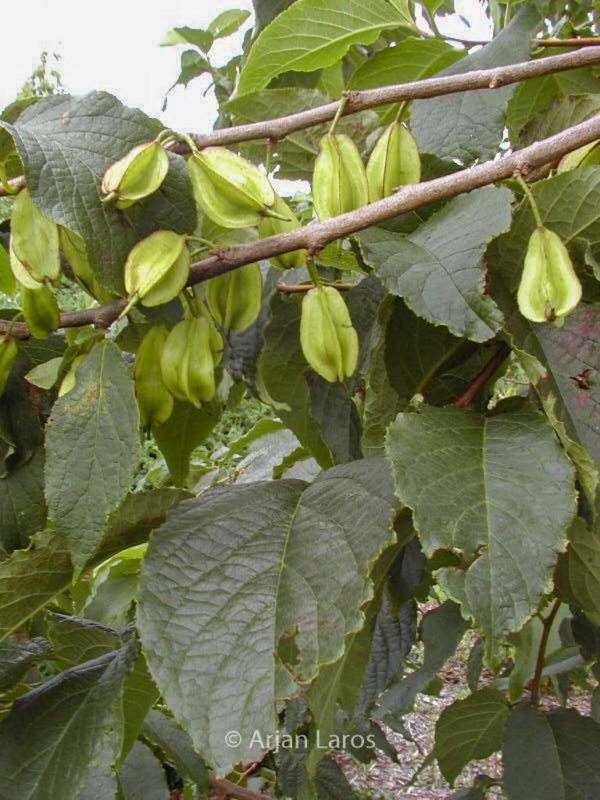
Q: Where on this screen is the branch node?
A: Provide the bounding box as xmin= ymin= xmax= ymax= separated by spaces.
xmin=341 ymin=90 xmax=361 ymax=109
xmin=488 ymin=73 xmax=504 ymax=89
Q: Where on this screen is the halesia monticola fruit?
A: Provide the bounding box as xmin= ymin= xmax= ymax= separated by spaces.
xmin=101 ymin=141 xmax=169 ymax=209
xmin=160 ymin=317 xmax=218 ymax=407
xmin=188 ymin=146 xmax=276 ymax=228
xmin=312 ymin=133 xmax=368 ymax=221
xmin=300 ymin=285 xmax=358 ymax=383
xmin=517 ymin=226 xmax=582 ymax=323
xmin=124 ymin=231 xmax=190 ymax=312
xmin=21 ymin=284 xmax=60 ymax=339
xmin=10 ymin=189 xmax=60 ymax=287
xmin=206 ymin=263 xmax=262 ymax=334
xmin=366 ymin=122 xmax=421 ymax=202
xmin=134 ymin=325 xmax=174 ymax=428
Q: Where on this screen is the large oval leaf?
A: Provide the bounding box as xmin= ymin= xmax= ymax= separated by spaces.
xmin=386 ymin=404 xmax=576 ymax=659
xmin=138 ymin=459 xmax=397 ymax=773
xmin=237 ymin=0 xmax=409 ymax=96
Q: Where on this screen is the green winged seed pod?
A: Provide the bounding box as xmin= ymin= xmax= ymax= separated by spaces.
xmin=300 ymin=285 xmax=358 ymax=383
xmin=22 ymin=284 xmax=61 ymax=339
xmin=10 ymin=189 xmax=61 ymax=286
xmin=258 ymin=194 xmax=306 ymax=269
xmin=134 ymin=325 xmax=174 ymax=429
xmin=366 ymin=122 xmax=421 ymax=202
xmin=59 ymin=227 xmax=115 ymax=304
xmin=188 ymin=146 xmax=276 ymax=229
xmin=517 ymin=226 xmax=582 ymax=323
xmin=123 ymin=231 xmax=190 ymax=312
xmin=206 ymin=263 xmax=262 ymax=334
xmin=161 ymin=317 xmax=216 ymax=407
xmin=0 ymin=336 xmax=17 ymax=397
xmin=190 ymin=287 xmax=225 ymax=364
xmin=101 ymin=141 xmax=169 ymax=209
xmin=312 ymin=133 xmax=369 ymax=221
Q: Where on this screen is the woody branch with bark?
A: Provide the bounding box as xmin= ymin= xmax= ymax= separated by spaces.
xmin=2 ymin=46 xmax=600 ymax=339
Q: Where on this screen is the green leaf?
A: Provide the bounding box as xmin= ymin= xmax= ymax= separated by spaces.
xmin=236 ymin=0 xmax=409 ymax=96
xmin=91 ymin=488 xmax=188 ymax=567
xmin=252 ymin=0 xmax=296 ymax=32
xmin=257 ymin=292 xmax=334 ymax=468
xmin=46 ymin=613 xmax=120 ymax=666
xmin=25 ymin=357 xmax=63 ymax=390
xmin=152 ymin=401 xmax=220 ymax=487
xmin=435 ymin=688 xmax=510 ymax=785
xmin=161 ymin=27 xmax=214 ymax=51
xmin=118 ymin=651 xmax=159 ymax=763
xmin=359 ymin=187 xmax=512 ymax=342
xmin=0 ymin=244 xmax=16 ymax=296
xmin=305 ymin=544 xmax=414 ymax=772
xmin=231 ymin=421 xmax=318 ymax=484
xmin=0 ymin=531 xmax=73 ymax=643
xmin=0 ymin=637 xmax=51 ymax=692
xmin=309 ymin=380 xmax=362 ymax=463
xmin=410 ymin=7 xmax=539 ymax=161
xmin=0 ymin=640 xmax=137 ymax=800
xmin=0 ymin=448 xmax=46 ymax=558
xmin=118 ymin=741 xmax=168 ymax=800
xmin=375 ymin=601 xmax=467 ymax=720
xmin=83 ymin=559 xmax=140 ymax=630
xmin=0 ymin=351 xmax=43 ymax=475
xmin=78 ymin=739 xmax=119 ymax=800
xmin=138 ymin=459 xmax=397 ymax=772
xmin=208 ymin=9 xmax=251 ymax=38
xmin=361 ymin=296 xmax=403 ymax=457
xmin=349 ymin=37 xmax=464 ymax=90
xmin=45 ymin=341 xmax=140 ymax=573
xmin=515 ymin=95 xmax=600 ymax=150
xmin=506 ymin=65 xmax=600 ymax=141
xmin=173 ymin=50 xmax=211 ymax=88
xmin=143 ymin=709 xmax=209 ymax=792
xmin=386 ymin=405 xmax=576 ymax=658
xmin=503 ymin=704 xmax=600 ymax=800
xmin=2 ymin=93 xmax=196 ymax=293
xmin=562 ymin=519 xmax=600 ymax=625
xmin=422 ymin=0 xmax=456 ymax=13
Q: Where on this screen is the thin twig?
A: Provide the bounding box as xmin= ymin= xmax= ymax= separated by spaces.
xmin=208 ymin=773 xmax=269 ymax=800
xmin=277 ymin=282 xmax=354 ymax=293
xmin=454 ymin=343 xmax=511 ymax=408
xmin=529 ymin=599 xmax=561 ymax=707
xmin=4 ymin=114 xmax=600 ymax=338
xmin=180 ymin=47 xmax=600 ymax=150
xmin=535 ymin=37 xmax=600 ymax=48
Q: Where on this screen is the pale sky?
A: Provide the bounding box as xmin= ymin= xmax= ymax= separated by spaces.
xmin=1 ymin=1 xmax=489 ymax=136
xmin=1 ymin=0 xmax=254 ymax=133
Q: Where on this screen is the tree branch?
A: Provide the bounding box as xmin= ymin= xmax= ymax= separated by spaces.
xmin=183 ymin=47 xmax=600 ymax=150
xmin=536 ymin=37 xmax=600 ymax=48
xmin=454 ymin=343 xmax=511 ymax=408
xmin=5 ymin=113 xmax=600 ymax=338
xmin=3 ymin=48 xmax=600 ymax=195
xmin=529 ymin=599 xmax=561 ymax=707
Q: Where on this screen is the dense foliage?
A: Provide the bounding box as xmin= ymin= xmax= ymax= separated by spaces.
xmin=1 ymin=1 xmax=600 ymax=798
